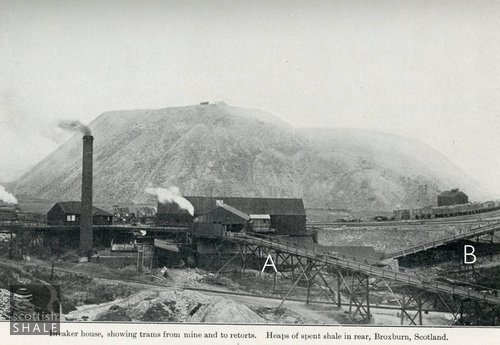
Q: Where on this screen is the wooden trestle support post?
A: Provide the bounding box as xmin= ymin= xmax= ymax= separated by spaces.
xmin=396 ymin=287 xmax=427 ymax=325
xmin=213 ymin=239 xmax=373 ymax=321
xmin=336 ymin=267 xmax=371 ymax=322
xmin=210 ymin=236 xmax=500 ymax=326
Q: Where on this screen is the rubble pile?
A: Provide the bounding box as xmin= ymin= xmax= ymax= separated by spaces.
xmin=189 ymin=299 xmax=265 ymax=323
xmin=76 ymin=289 xmax=265 ymax=323
xmin=249 ymin=306 xmax=306 ymax=324
xmin=172 ymin=269 xmax=204 ymax=284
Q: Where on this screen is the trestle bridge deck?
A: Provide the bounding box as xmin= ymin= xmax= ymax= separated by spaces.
xmin=384 ymin=220 xmax=500 ymax=259
xmin=211 ymin=232 xmax=500 ymax=325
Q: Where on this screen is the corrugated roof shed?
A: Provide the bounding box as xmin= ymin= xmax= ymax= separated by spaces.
xmin=158 ymin=196 xmax=305 ymax=216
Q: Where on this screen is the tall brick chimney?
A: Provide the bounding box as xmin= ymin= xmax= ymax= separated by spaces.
xmin=80 ymin=135 xmax=93 ymax=256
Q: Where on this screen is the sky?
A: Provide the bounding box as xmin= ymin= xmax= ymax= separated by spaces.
xmin=1 ymin=0 xmax=499 ymax=195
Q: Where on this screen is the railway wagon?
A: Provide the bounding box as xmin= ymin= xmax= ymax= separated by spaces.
xmin=414 ymin=206 xmax=433 ymax=219
xmin=395 ymin=201 xmax=500 ymax=220
xmin=483 ymin=201 xmax=496 ymax=210
xmin=433 ymin=202 xmax=487 ymax=218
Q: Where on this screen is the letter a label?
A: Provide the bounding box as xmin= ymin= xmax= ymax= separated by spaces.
xmin=464 ymin=244 xmax=476 ymax=264
xmin=261 ymin=254 xmax=278 ymax=273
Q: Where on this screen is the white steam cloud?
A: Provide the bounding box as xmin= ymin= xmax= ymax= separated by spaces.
xmin=145 ymin=186 xmax=194 ymax=216
xmin=58 ymin=120 xmax=92 ymax=135
xmin=0 ymin=185 xmax=17 ymax=204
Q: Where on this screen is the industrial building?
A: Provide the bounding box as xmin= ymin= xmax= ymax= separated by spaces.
xmin=113 ymin=206 xmax=133 ymax=223
xmin=0 ymin=204 xmax=17 ymax=222
xmin=157 ymin=196 xmax=307 ymax=236
xmin=135 ymin=206 xmax=156 ymax=217
xmin=194 ymin=203 xmax=251 ymax=232
xmin=47 ymin=201 xmax=113 ymax=225
xmin=437 ymin=188 xmax=469 ymax=206
xmin=113 ymin=205 xmax=156 ymax=224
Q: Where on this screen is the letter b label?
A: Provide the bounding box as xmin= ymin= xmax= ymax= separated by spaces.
xmin=464 ymin=245 xmax=476 ymax=264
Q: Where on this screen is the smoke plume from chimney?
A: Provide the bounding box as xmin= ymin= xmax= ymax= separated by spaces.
xmin=0 ymin=185 xmax=17 ymax=204
xmin=145 ymin=186 xmax=194 ymax=216
xmin=58 ymin=120 xmax=92 ymax=136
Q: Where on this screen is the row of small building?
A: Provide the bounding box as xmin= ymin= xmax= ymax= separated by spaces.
xmin=44 ymin=196 xmax=308 ymax=236
xmin=3 ymin=198 xmax=379 ymax=268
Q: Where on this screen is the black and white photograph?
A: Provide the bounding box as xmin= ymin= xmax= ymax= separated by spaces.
xmin=1 ymin=0 xmax=500 ymax=343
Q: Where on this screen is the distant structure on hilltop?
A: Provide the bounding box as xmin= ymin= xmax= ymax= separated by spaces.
xmin=437 ymin=188 xmax=469 ymax=206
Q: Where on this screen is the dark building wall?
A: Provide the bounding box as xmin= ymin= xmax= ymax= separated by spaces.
xmin=437 ymin=191 xmax=469 ymax=206
xmin=192 ymin=223 xmax=224 ymax=238
xmin=47 ymin=203 xmax=112 ymax=226
xmin=159 ymin=212 xmax=306 ymax=235
xmin=0 ymin=210 xmax=17 ymax=221
xmin=93 ymin=215 xmax=113 ymax=225
xmin=47 ymin=213 xmax=111 ymax=225
xmin=196 ymin=207 xmax=247 ymax=225
xmin=157 ymin=196 xmax=307 ymax=236
xmin=456 ymin=192 xmax=469 ymax=204
xmin=271 ymin=215 xmax=307 ymax=236
xmin=47 ymin=204 xmax=75 ymax=225
xmin=157 ymin=213 xmax=193 ymax=227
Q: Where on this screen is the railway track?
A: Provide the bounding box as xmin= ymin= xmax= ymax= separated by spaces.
xmin=308 ymin=214 xmax=500 ymax=228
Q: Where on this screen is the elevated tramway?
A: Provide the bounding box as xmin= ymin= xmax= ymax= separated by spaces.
xmin=384 ymin=220 xmax=500 ymax=260
xmin=229 ymin=233 xmax=500 ymax=305
xmin=211 ymin=232 xmax=500 ymax=325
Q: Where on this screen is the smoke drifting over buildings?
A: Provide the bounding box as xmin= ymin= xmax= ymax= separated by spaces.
xmin=145 ymin=186 xmax=194 ymax=216
xmin=58 ymin=120 xmax=92 ymax=136
xmin=0 ymin=185 xmax=17 ymax=204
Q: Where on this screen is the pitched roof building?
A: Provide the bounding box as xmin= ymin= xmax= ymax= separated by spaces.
xmin=194 ymin=204 xmax=251 ymax=233
xmin=47 ymin=201 xmax=113 ymax=225
xmin=437 ymin=189 xmax=469 ymax=206
xmin=158 ymin=196 xmax=306 ymax=216
xmin=157 ymin=196 xmax=306 ymax=235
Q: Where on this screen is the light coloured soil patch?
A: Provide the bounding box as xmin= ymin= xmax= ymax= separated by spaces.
xmin=369 ymin=307 xmax=452 ymax=326
xmin=68 ymin=289 xmax=266 ymax=323
xmin=190 ymin=299 xmax=265 ymax=323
